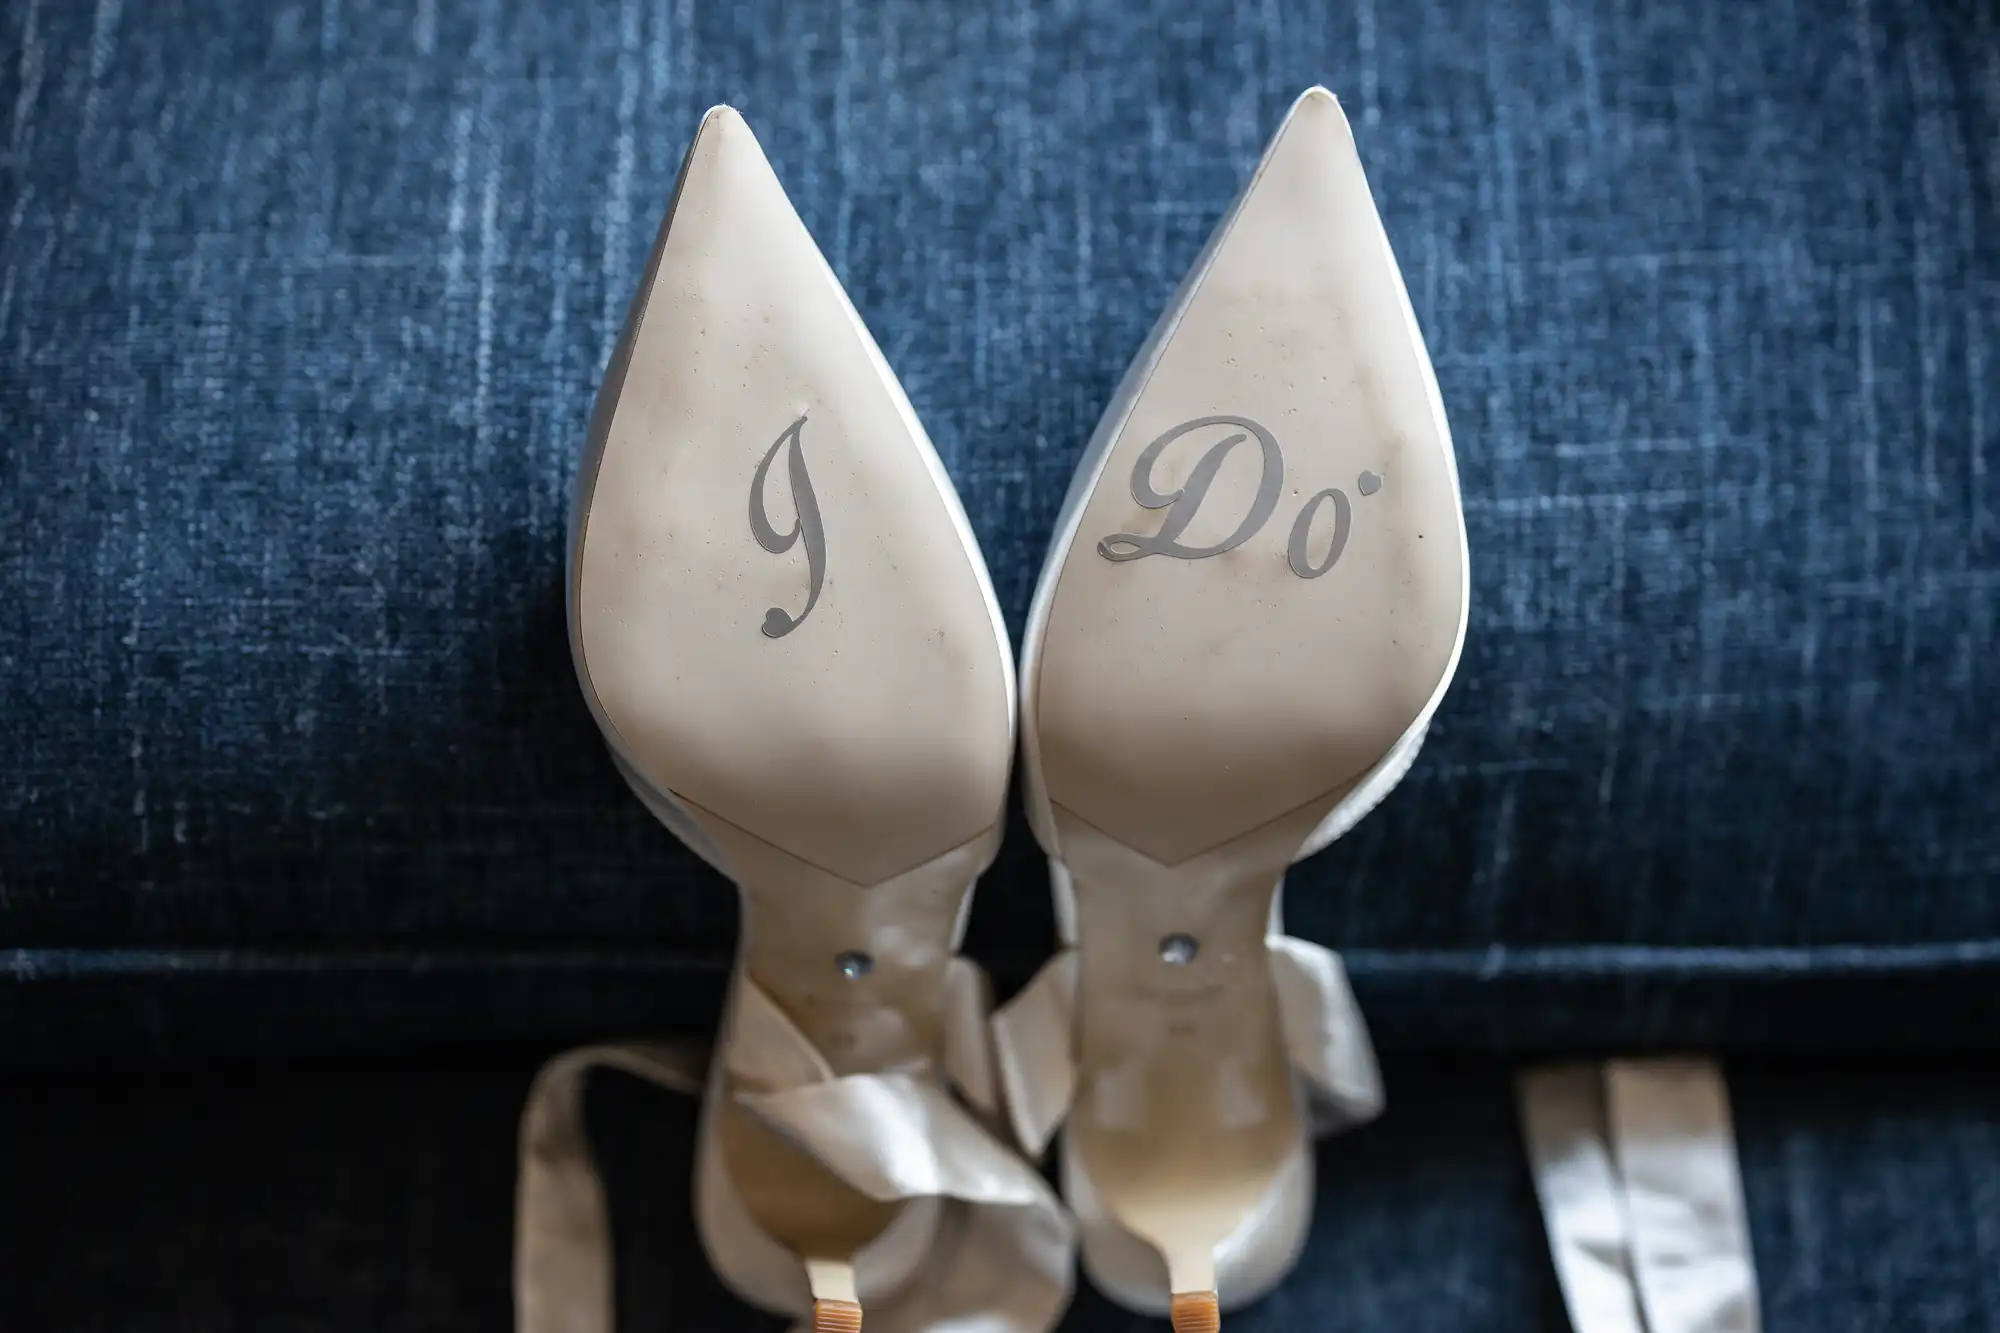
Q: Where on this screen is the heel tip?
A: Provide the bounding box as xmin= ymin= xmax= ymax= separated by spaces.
xmin=812 ymin=1299 xmax=863 ymax=1333
xmin=1170 ymin=1291 xmax=1220 ymax=1333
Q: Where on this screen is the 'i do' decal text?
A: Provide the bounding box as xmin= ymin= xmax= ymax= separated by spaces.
xmin=748 ymin=413 xmax=826 ymax=638
xmin=1096 ymin=414 xmax=1381 ymax=579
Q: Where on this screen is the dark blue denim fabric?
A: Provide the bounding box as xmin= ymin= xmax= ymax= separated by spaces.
xmin=8 ymin=940 xmax=2000 ymax=1065
xmin=1 ymin=1 xmax=1996 ymax=1050
xmin=3 ymin=1057 xmax=1996 ymax=1330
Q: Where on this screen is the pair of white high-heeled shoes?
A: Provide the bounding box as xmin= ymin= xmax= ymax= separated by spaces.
xmin=516 ymin=87 xmax=1469 ymax=1333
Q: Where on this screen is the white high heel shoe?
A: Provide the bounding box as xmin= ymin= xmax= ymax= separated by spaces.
xmin=516 ymin=105 xmax=1073 ymax=1333
xmin=996 ymin=87 xmax=1470 ymax=1329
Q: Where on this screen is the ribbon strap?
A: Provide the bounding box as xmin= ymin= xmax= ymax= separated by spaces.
xmin=1517 ymin=1058 xmax=1762 ymax=1333
xmin=515 ymin=1041 xmax=708 ymax=1333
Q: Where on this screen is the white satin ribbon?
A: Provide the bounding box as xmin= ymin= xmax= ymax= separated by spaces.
xmin=990 ymin=935 xmax=1385 ymax=1159
xmin=1516 ymin=1058 xmax=1762 ymax=1333
xmin=515 ymin=958 xmax=1074 ymax=1333
xmin=516 ymin=1040 xmax=706 ymax=1333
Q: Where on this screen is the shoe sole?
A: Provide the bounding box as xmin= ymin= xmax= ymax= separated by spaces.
xmin=571 ymin=107 xmax=1015 ymax=1286
xmin=1022 ymin=89 xmax=1468 ymax=1298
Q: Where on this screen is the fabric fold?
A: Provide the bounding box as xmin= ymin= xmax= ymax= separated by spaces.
xmin=1268 ymin=935 xmax=1385 ymax=1131
xmin=738 ymin=1071 xmax=1054 ymax=1208
xmin=940 ymin=955 xmax=1003 ymax=1123
xmin=992 ymin=951 xmax=1078 ymax=1159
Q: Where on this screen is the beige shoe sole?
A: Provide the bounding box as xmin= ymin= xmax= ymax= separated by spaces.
xmin=1020 ymin=88 xmax=1468 ymax=1312
xmin=569 ymin=106 xmax=1015 ymax=1318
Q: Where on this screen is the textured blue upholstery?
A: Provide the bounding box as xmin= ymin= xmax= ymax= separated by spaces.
xmin=2 ymin=0 xmax=1995 ymax=1055
xmin=4 ymin=1057 xmax=1997 ymax=1330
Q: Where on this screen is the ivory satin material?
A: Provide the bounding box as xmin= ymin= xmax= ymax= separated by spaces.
xmin=990 ymin=930 xmax=1383 ymax=1310
xmin=517 ymin=960 xmax=1075 ymax=1333
xmin=1517 ymin=1059 xmax=1762 ymax=1333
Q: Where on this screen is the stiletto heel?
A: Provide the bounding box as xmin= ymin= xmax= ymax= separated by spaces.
xmin=1169 ymin=1291 xmax=1223 ymax=1333
xmin=808 ymin=1258 xmax=864 ymax=1333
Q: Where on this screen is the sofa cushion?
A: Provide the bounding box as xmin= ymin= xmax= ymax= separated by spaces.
xmin=2 ymin=0 xmax=1995 ymax=1054
xmin=3 ymin=1056 xmax=1997 ymax=1330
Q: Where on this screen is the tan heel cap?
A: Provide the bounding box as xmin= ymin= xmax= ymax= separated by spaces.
xmin=811 ymin=1298 xmax=863 ymax=1333
xmin=1170 ymin=1291 xmax=1220 ymax=1333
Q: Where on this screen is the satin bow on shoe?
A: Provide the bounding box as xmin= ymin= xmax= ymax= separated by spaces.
xmin=516 ymin=958 xmax=1076 ymax=1333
